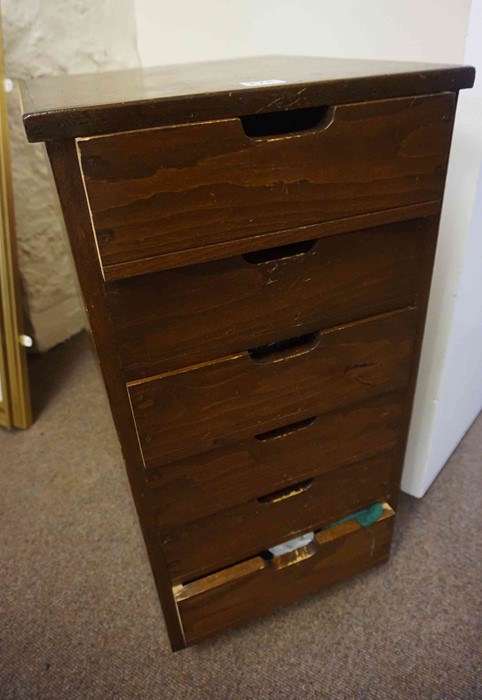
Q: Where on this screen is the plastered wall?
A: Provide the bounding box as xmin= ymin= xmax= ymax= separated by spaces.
xmin=3 ymin=0 xmax=140 ymax=350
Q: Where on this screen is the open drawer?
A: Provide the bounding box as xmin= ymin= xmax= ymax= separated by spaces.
xmin=174 ymin=503 xmax=395 ymax=645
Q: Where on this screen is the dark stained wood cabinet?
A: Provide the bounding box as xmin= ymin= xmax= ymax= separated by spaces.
xmin=22 ymin=55 xmax=474 ymax=650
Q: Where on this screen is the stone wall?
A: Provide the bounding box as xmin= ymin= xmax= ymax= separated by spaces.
xmin=3 ymin=1 xmax=140 ymax=350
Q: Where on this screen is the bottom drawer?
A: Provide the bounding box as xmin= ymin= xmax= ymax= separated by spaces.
xmin=175 ymin=503 xmax=395 ymax=645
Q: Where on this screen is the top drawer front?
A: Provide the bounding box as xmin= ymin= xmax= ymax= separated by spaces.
xmin=78 ymin=93 xmax=454 ymax=269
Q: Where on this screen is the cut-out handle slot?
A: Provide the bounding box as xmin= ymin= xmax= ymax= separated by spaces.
xmin=240 ymin=105 xmax=334 ymax=138
xmin=242 ymin=239 xmax=317 ymax=265
xmin=257 ymin=479 xmax=313 ymax=504
xmin=248 ymin=331 xmax=321 ymax=363
xmin=255 ymin=416 xmax=317 ymax=442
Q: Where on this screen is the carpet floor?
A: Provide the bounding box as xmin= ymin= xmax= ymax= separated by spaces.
xmin=0 ymin=332 xmax=480 ymax=700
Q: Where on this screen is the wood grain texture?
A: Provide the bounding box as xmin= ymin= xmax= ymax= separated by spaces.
xmin=176 ymin=504 xmax=395 ymax=644
xmin=163 ymin=453 xmax=394 ymax=583
xmin=129 ymin=307 xmax=418 ymax=468
xmin=26 ymin=55 xmax=471 ymax=649
xmin=44 ymin=140 xmax=186 ymax=650
xmin=101 ymin=201 xmax=441 ymax=280
xmin=78 ymin=93 xmax=455 ymax=267
xmin=21 ymin=55 xmax=474 ymax=142
xmin=388 ymin=214 xmax=443 ymax=504
xmin=108 ymin=219 xmax=427 ymax=379
xmin=147 ymin=392 xmax=404 ymax=527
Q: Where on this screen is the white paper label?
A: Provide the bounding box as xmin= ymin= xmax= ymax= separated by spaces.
xmin=239 ymin=79 xmax=287 ymax=87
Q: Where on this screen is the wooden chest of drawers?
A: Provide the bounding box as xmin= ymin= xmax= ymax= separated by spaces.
xmin=22 ymin=55 xmax=474 ymax=650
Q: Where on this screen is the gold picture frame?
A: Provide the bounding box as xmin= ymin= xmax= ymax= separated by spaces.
xmin=0 ymin=13 xmax=31 ymax=429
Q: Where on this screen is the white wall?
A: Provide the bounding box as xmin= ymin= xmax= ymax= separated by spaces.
xmin=3 ymin=0 xmax=140 ymax=351
xmin=135 ymin=0 xmax=471 ymax=65
xmin=135 ymin=0 xmax=480 ymax=495
xmin=402 ymin=0 xmax=482 ymax=496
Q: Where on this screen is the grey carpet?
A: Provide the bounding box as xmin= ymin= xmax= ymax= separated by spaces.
xmin=0 ymin=331 xmax=481 ymax=700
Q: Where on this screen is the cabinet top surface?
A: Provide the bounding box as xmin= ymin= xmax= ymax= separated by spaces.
xmin=21 ymin=54 xmax=474 ymax=142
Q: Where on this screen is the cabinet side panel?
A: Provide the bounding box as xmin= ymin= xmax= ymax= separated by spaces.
xmin=389 ymin=214 xmax=441 ymax=503
xmin=45 ymin=139 xmax=186 ymax=651
xmin=388 ymin=92 xmax=458 ymax=504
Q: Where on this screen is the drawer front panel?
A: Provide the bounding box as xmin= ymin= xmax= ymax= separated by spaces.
xmin=109 ymin=219 xmax=428 ymax=379
xmin=129 ymin=308 xmax=418 ymax=468
xmin=79 ymin=93 xmax=454 ymax=269
xmin=149 ymin=392 xmax=404 ymax=528
xmin=163 ymin=454 xmax=393 ymax=583
xmin=175 ymin=504 xmax=395 ymax=644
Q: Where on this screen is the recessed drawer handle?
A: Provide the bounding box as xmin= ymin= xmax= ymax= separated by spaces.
xmin=248 ymin=331 xmax=321 ymax=363
xmin=257 ymin=479 xmax=313 ymax=504
xmin=242 ymin=239 xmax=317 ymax=264
xmin=240 ymin=105 xmax=334 ymax=138
xmin=254 ymin=416 xmax=317 ymax=441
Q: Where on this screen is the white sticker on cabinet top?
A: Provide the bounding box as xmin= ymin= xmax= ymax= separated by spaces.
xmin=239 ymin=79 xmax=287 ymax=87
